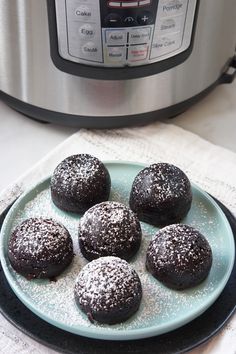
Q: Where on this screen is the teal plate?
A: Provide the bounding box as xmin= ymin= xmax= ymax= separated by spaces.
xmin=0 ymin=161 xmax=235 ymax=341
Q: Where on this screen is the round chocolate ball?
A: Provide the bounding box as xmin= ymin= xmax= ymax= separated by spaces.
xmin=74 ymin=256 xmax=142 ymax=324
xmin=8 ymin=218 xmax=74 ymax=279
xmin=79 ymin=201 xmax=142 ymax=261
xmin=51 ymin=154 xmax=111 ymax=214
xmin=129 ymin=163 xmax=192 ymax=226
xmin=146 ymin=224 xmax=213 ymax=290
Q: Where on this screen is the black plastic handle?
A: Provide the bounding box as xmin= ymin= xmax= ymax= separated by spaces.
xmin=220 ymin=56 xmax=236 ymax=84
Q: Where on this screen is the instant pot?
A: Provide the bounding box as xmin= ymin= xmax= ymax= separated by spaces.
xmin=0 ymin=0 xmax=236 ymax=128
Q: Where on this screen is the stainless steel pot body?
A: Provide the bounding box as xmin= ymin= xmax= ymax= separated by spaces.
xmin=0 ymin=0 xmax=236 ymax=122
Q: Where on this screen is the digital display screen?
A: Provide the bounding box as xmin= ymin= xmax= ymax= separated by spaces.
xmin=108 ymin=0 xmax=151 ymax=9
xmin=101 ymin=0 xmax=157 ymax=28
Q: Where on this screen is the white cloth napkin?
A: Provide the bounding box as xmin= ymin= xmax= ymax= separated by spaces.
xmin=1 ymin=121 xmax=236 ymax=354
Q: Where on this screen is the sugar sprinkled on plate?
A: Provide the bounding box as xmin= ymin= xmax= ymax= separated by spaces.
xmin=9 ymin=181 xmax=222 ymax=332
xmin=6 ymin=165 xmax=229 ymax=336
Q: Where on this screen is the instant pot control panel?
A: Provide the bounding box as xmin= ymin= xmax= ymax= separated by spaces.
xmin=54 ymin=0 xmax=198 ymax=68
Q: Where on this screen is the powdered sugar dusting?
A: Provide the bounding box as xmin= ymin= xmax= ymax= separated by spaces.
xmin=130 ymin=163 xmax=191 ymax=205
xmin=146 ymin=224 xmax=212 ymax=289
xmin=51 ymin=154 xmax=105 ymax=194
xmin=50 ymin=154 xmax=111 ymax=214
xmin=5 ymin=164 xmax=231 ymax=335
xmin=148 ymin=224 xmax=212 ymax=272
xmin=9 ymin=218 xmax=72 ymax=261
xmin=75 ymin=257 xmax=142 ymax=313
xmin=79 ymin=201 xmax=141 ymax=259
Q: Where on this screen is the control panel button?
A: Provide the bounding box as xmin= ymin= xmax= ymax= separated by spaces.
xmin=108 ymin=0 xmax=151 ymax=7
xmin=158 ymin=16 xmax=183 ymax=34
xmin=129 ymin=28 xmax=151 ymax=44
xmin=106 ymin=46 xmax=127 ymax=62
xmin=75 ymin=5 xmax=93 ymax=20
xmin=160 ymin=16 xmax=183 ymax=34
xmin=158 ymin=0 xmax=188 ymax=17
xmin=150 ymin=33 xmax=182 ymax=59
xmin=82 ymin=42 xmax=99 ymax=55
xmin=106 ymin=30 xmax=127 ymax=45
xmin=79 ymin=24 xmax=95 ymax=39
xmin=105 ymin=13 xmax=122 ymax=27
xmin=123 ymin=16 xmax=137 ymax=26
xmin=137 ymin=12 xmax=153 ymax=25
xmin=128 ymin=44 xmax=149 ymax=61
